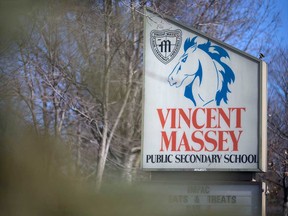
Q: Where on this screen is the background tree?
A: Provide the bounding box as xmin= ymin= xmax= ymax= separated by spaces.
xmin=0 ymin=0 xmax=280 ymax=194
xmin=265 ymin=47 xmax=288 ymax=209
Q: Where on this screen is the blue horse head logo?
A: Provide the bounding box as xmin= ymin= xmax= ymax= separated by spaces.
xmin=168 ymin=36 xmax=235 ymax=106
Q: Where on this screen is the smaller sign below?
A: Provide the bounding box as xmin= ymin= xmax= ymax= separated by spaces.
xmin=145 ymin=181 xmax=264 ymax=216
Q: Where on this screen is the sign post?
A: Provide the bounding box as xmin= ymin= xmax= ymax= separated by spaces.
xmin=142 ymin=8 xmax=267 ymax=216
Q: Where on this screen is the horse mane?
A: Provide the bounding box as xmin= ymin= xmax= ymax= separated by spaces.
xmin=184 ymin=37 xmax=197 ymax=52
xmin=184 ymin=37 xmax=235 ymax=106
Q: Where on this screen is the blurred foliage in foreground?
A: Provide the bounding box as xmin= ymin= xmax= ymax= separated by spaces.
xmin=0 ymin=108 xmax=248 ymax=216
xmin=0 ymin=108 xmax=150 ymax=216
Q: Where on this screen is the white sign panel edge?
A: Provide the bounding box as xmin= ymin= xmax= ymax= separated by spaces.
xmin=259 ymin=61 xmax=267 ymax=172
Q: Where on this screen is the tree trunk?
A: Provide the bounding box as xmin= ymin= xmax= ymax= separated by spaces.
xmin=95 ymin=0 xmax=112 ymax=191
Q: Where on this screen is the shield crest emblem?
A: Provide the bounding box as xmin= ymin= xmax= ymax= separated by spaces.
xmin=150 ymin=29 xmax=182 ymax=64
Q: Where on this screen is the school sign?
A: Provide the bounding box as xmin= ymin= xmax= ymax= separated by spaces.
xmin=142 ymin=9 xmax=267 ymax=171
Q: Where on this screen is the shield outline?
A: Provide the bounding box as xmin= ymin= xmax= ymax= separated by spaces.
xmin=150 ymin=29 xmax=182 ymax=64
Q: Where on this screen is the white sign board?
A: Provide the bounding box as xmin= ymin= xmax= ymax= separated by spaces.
xmin=142 ymin=9 xmax=267 ymax=171
xmin=146 ymin=182 xmax=264 ymax=216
